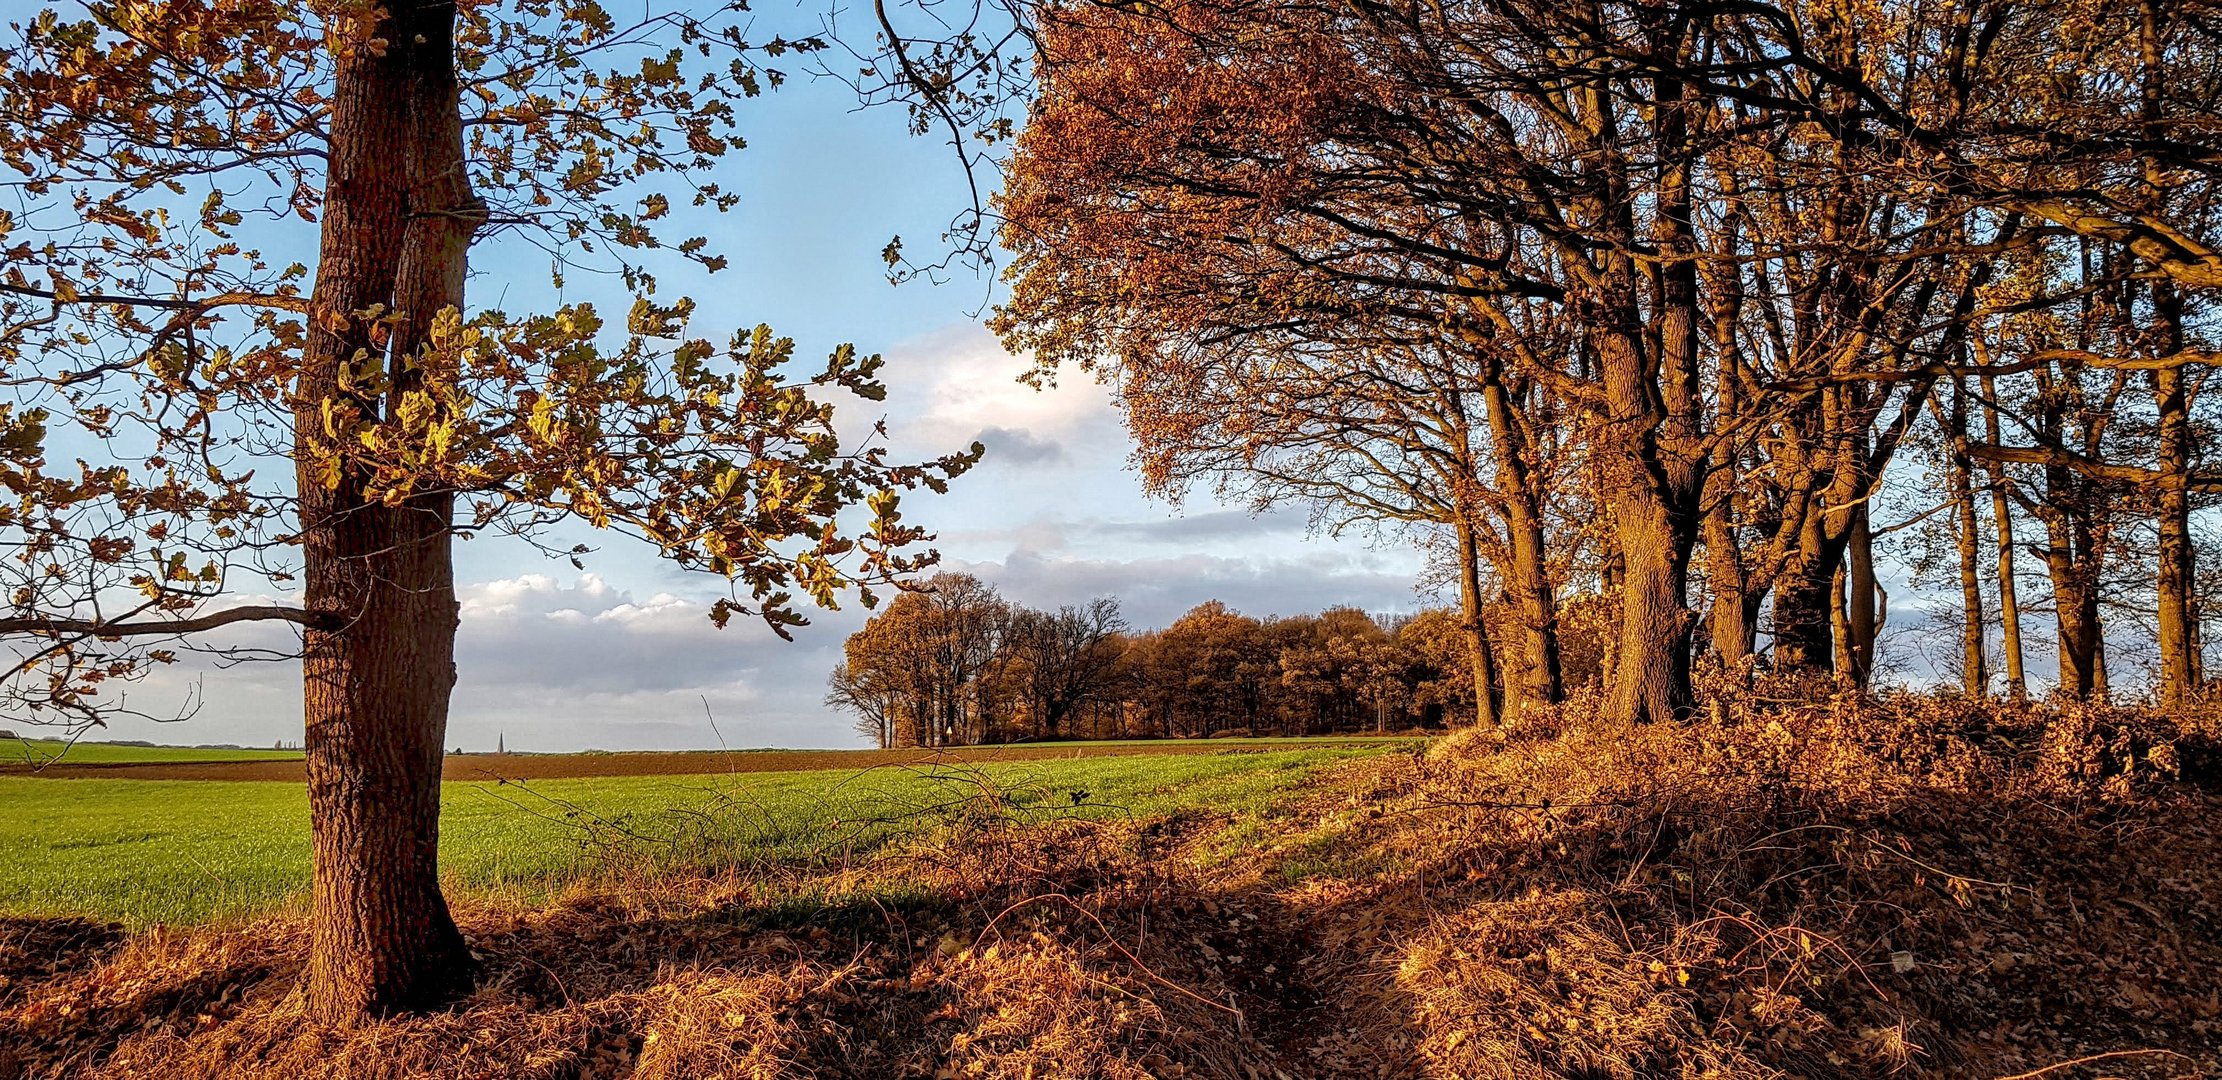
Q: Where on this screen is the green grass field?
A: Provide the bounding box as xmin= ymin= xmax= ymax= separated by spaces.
xmin=0 ymin=747 xmax=1395 ymax=926
xmin=0 ymin=737 xmax=303 ymax=766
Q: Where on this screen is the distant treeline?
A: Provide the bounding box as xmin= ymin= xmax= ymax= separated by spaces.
xmin=827 ymin=572 xmax=1595 ymax=746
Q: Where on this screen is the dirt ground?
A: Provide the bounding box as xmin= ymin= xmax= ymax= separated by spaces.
xmin=0 ymin=738 xmax=1414 ymax=783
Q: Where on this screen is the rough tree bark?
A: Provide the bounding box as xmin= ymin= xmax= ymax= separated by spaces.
xmin=1772 ymin=467 xmax=1849 ymax=674
xmin=2034 ymin=371 xmax=2106 ymax=700
xmin=1942 ymin=380 xmax=1989 ymax=694
xmin=1474 ymin=348 xmax=1562 ymax=715
xmin=2154 ymin=334 xmax=2200 ymax=705
xmin=1845 ymin=504 xmax=1880 ymax=687
xmin=1700 ymin=230 xmax=1755 ymax=671
xmin=298 ymin=0 xmax=477 ymax=1021
xmin=2142 ymin=0 xmax=2201 ymax=704
xmin=1771 ymin=392 xmax=1849 ymax=675
xmin=1596 ymin=51 xmax=1705 ymax=726
xmin=1597 ymin=314 xmax=1700 ymax=724
xmin=1979 ymin=372 xmax=2029 ymax=699
xmin=1456 ymin=518 xmax=1502 ymax=728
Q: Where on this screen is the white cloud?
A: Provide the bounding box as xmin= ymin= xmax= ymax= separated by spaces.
xmin=847 ymin=323 xmax=1127 ymax=474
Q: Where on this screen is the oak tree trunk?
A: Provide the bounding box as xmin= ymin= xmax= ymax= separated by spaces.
xmin=1472 ymin=344 xmax=1563 ymax=715
xmin=1456 ymin=520 xmax=1501 ymax=728
xmin=1701 ymin=477 xmax=1754 ymax=671
xmin=893 ymin=699 xmax=924 ymax=747
xmin=297 ymin=0 xmax=476 ymax=1022
xmin=2141 ymin=0 xmax=2200 ymax=706
xmin=1944 ymin=382 xmax=1989 ymax=694
xmin=2156 ymin=370 xmax=2199 ymax=704
xmin=1772 ymin=512 xmax=1843 ymax=674
xmin=1845 ymin=505 xmax=1879 ymax=687
xmin=1500 ymin=500 xmax=1562 ymax=716
xmin=2152 ymin=291 xmax=2199 ymax=704
xmin=1699 ymin=168 xmax=1754 ymax=672
xmin=2040 ymin=494 xmax=2102 ymax=700
xmin=1608 ymin=493 xmax=1695 ymax=725
xmin=1979 ymin=374 xmax=2029 ymax=699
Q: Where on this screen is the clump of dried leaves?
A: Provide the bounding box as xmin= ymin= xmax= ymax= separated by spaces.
xmin=1 ymin=688 xmax=2216 ymax=1078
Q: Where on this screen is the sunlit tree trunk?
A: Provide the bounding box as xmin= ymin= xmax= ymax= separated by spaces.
xmin=298 ymin=0 xmax=477 ymax=1021
xmin=2035 ymin=374 xmax=2104 ymax=700
xmin=1596 ymin=58 xmax=1705 ymax=726
xmin=1698 ymin=170 xmax=1754 ymax=673
xmin=1830 ymin=560 xmax=1852 ymax=675
xmin=1846 ymin=504 xmax=1880 ymax=687
xmin=2137 ymin=0 xmax=2202 ymax=706
xmin=1475 ymin=352 xmax=1562 ymax=715
xmin=1979 ymin=372 xmax=2029 ymax=699
xmin=1597 ymin=321 xmax=1699 ymax=725
xmin=1456 ymin=519 xmax=1501 ymax=728
xmin=1943 ymin=381 xmax=1989 ymax=694
xmin=2153 ymin=333 xmax=2198 ymax=705
xmin=1774 ymin=506 xmax=1843 ymax=674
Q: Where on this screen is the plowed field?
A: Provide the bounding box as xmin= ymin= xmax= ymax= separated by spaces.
xmin=0 ymin=737 xmax=1421 ymax=782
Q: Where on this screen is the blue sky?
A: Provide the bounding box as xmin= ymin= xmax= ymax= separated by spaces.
xmin=102 ymin=67 xmax=1435 ymax=751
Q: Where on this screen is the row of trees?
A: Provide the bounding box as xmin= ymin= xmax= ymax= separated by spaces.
xmin=829 ymin=573 xmax=1614 ymax=745
xmin=884 ymin=0 xmax=2222 ymax=727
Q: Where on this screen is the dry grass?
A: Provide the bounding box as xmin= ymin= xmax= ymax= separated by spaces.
xmin=3 ymin=688 xmax=2218 ymax=1078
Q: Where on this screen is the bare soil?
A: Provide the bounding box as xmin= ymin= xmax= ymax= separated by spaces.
xmin=0 ymin=738 xmax=1413 ymax=783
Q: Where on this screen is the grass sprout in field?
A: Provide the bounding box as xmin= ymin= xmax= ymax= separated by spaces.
xmin=0 ymin=747 xmax=1387 ymax=926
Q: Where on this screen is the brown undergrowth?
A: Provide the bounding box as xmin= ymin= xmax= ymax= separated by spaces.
xmin=2 ymin=689 xmax=2218 ymax=1079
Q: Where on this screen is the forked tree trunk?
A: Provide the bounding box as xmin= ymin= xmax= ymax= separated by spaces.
xmin=1772 ymin=512 xmax=1842 ymax=674
xmin=1700 ymin=168 xmax=1754 ymax=672
xmin=1593 ymin=309 xmax=1700 ymax=724
xmin=298 ymin=0 xmax=475 ymax=1021
xmin=1499 ymin=500 xmax=1561 ymax=715
xmin=1600 ymin=290 xmax=1700 ymax=723
xmin=2032 ymin=355 xmax=2111 ymax=702
xmin=1475 ymin=357 xmax=1563 ymax=716
xmin=2139 ymin=0 xmax=2201 ymax=706
xmin=1610 ymin=60 xmax=1704 ymax=726
xmin=301 ymin=496 xmax=469 ymax=1021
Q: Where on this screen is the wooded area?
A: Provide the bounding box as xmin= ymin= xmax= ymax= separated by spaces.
xmin=831 ymin=573 xmax=1619 ymax=744
xmin=973 ymin=0 xmax=2222 ymax=728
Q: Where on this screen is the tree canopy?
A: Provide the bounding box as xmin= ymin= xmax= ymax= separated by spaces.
xmin=1 ymin=0 xmax=974 ymax=1019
